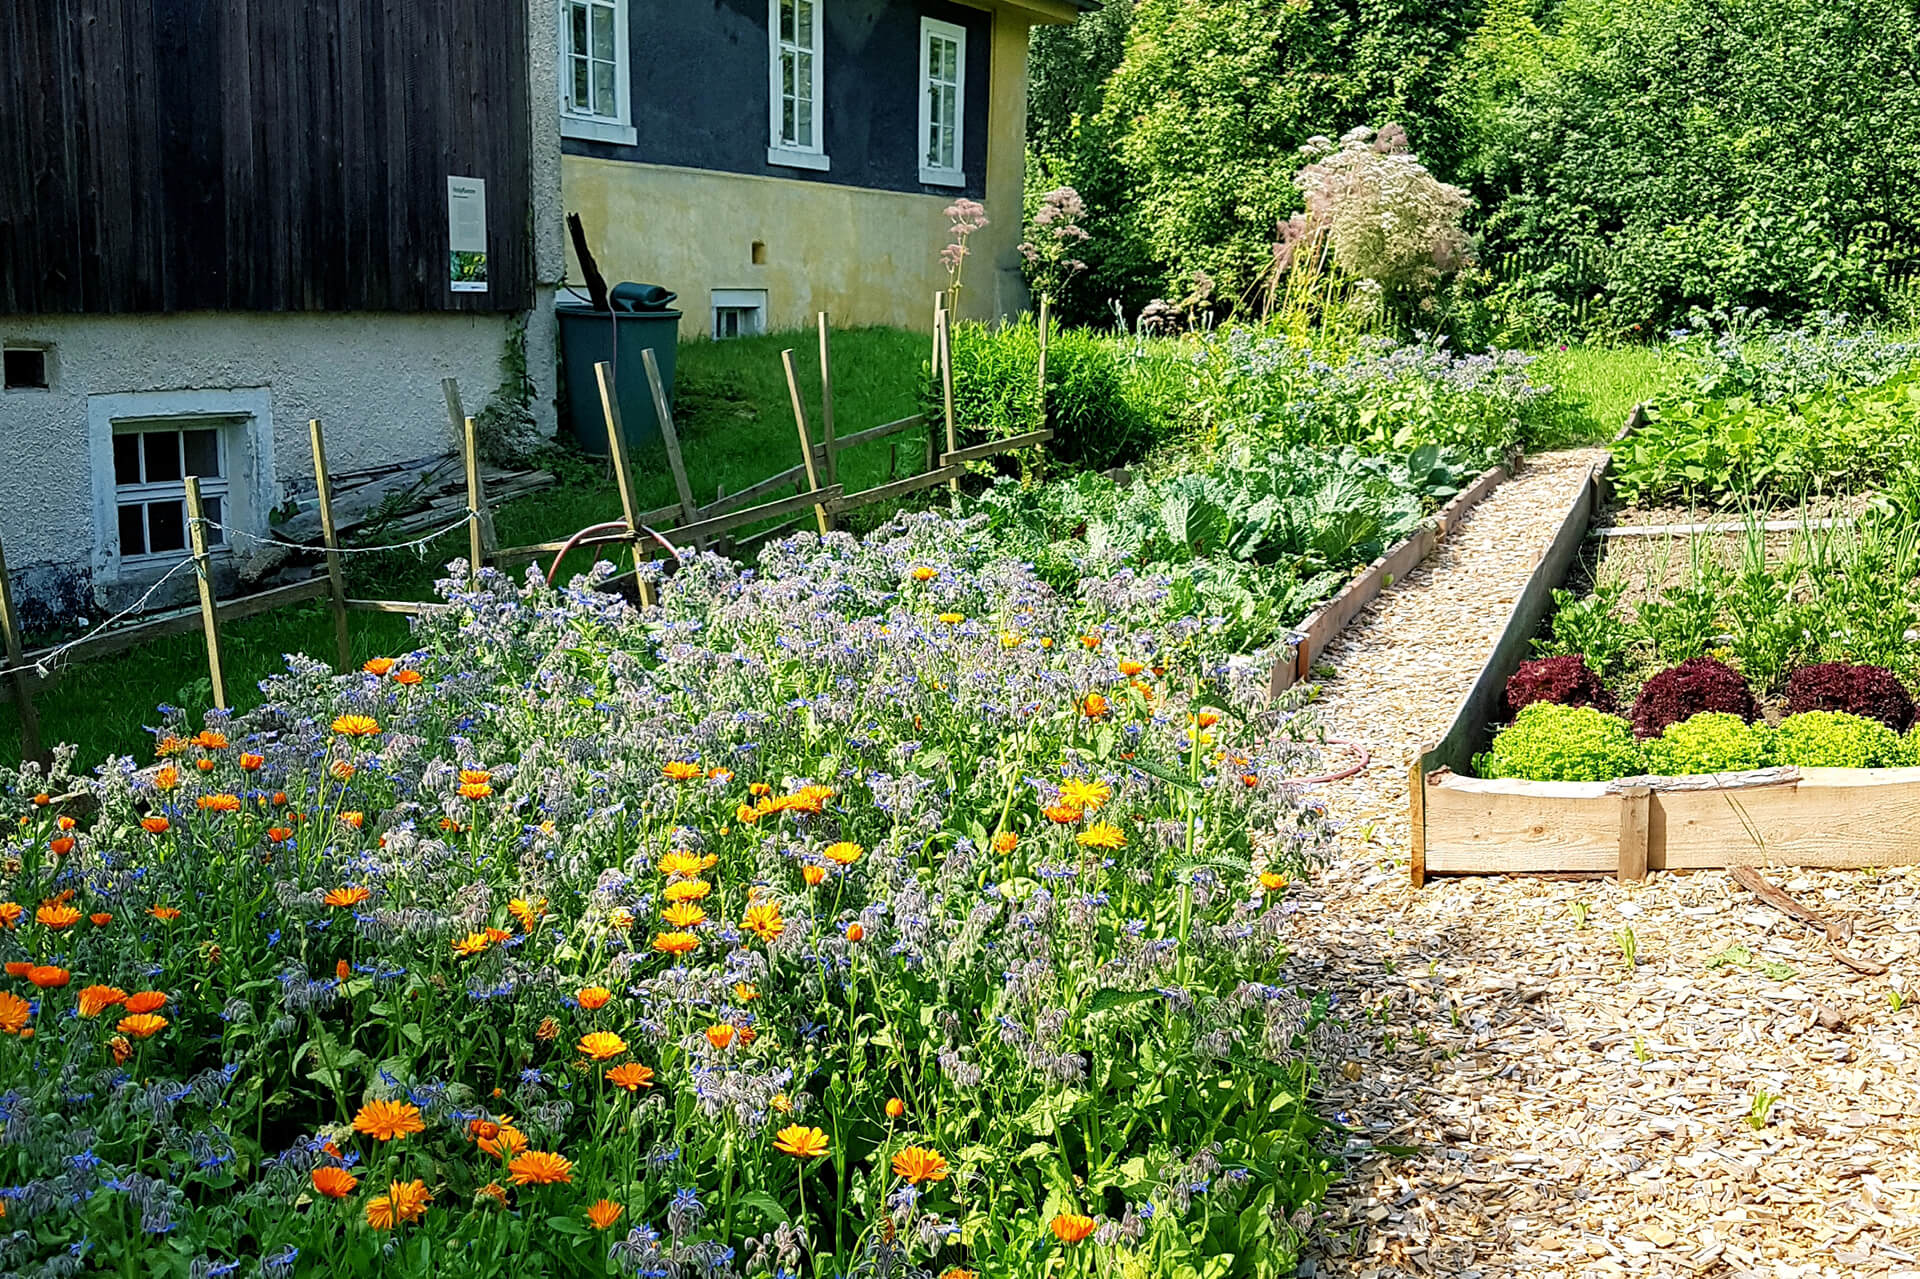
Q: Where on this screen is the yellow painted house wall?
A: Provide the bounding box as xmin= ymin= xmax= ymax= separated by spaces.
xmin=563 ymin=1 xmax=1066 ymax=339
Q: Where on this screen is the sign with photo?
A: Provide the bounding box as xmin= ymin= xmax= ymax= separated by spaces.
xmin=447 ymin=176 xmax=488 ymax=293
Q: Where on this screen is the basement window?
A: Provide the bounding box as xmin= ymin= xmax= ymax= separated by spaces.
xmin=712 ymin=289 xmax=768 ymax=339
xmin=112 ymin=421 xmax=234 ymax=564
xmin=3 ymin=346 xmax=48 ymax=390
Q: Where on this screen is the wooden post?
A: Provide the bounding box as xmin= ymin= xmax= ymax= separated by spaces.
xmin=715 ymin=483 xmax=734 ymax=558
xmin=1618 ymin=785 xmax=1652 ymax=882
xmin=931 ymin=290 xmax=946 ymax=377
xmin=1036 ymin=294 xmax=1050 ymax=427
xmin=308 ymin=419 xmax=352 ymax=672
xmin=642 ymin=347 xmax=704 ymax=552
xmin=1408 ymin=755 xmax=1426 ymax=888
xmin=782 ymin=349 xmax=833 ymax=536
xmin=0 ymin=527 xmax=45 ymax=764
xmin=938 ymin=308 xmax=959 ymax=495
xmin=444 ymin=379 xmax=498 ymax=555
xmin=183 ymin=475 xmax=228 ymax=711
xmin=816 ymin=312 xmax=838 ymax=487
xmin=594 ymin=360 xmax=654 ymax=606
xmin=462 ymin=417 xmax=491 ymax=585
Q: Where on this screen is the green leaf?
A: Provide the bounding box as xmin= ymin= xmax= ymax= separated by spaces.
xmin=1084 ymin=988 xmax=1160 ymax=1015
xmin=546 ymin=1215 xmax=588 ymax=1236
xmin=735 ymin=1190 xmax=791 ymax=1226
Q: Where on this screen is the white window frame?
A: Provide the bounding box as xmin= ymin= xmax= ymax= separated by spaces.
xmin=917 ymin=18 xmax=966 ymax=187
xmin=559 ymin=0 xmax=636 ymax=145
xmin=710 ymin=289 xmax=769 ymax=339
xmin=87 ymin=388 xmax=275 ymax=585
xmin=767 ymin=0 xmax=829 ymax=171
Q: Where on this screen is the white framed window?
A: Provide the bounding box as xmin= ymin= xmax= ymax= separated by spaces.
xmin=560 ymin=0 xmax=636 ymax=145
xmin=87 ymin=388 xmax=274 ymax=584
xmin=918 ymin=18 xmax=965 ymax=187
xmin=711 ymin=289 xmax=769 ymax=339
xmin=767 ymin=0 xmax=828 ymax=171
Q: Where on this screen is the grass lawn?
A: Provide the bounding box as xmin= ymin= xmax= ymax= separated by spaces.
xmin=1530 ymin=343 xmax=1688 ymax=445
xmin=1 ymin=326 xmax=931 ymax=766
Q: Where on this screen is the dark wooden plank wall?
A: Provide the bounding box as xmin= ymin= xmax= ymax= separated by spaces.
xmin=0 ymin=0 xmax=531 ymax=314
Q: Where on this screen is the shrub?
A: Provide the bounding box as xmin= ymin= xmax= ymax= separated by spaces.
xmin=1629 ymin=657 xmax=1758 ymax=739
xmin=1477 ymin=702 xmax=1643 ymax=782
xmin=1642 ymin=712 xmax=1772 ymax=776
xmin=932 ymin=318 xmax=1158 ymax=472
xmin=1505 ymin=655 xmax=1614 ymax=716
xmin=1770 ymin=710 xmax=1904 ymax=768
xmin=1785 ymin=661 xmax=1916 ymax=732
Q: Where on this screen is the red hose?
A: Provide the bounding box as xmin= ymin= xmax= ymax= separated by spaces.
xmin=545 ymin=521 xmax=630 ymax=585
xmin=1287 ymin=739 xmax=1371 ymax=786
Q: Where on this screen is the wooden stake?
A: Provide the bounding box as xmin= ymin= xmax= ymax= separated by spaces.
xmin=931 ymin=290 xmax=946 ymax=377
xmin=1617 ymin=785 xmax=1651 ymax=882
xmin=444 ymin=379 xmax=498 ymax=556
xmin=782 ymin=349 xmax=833 ymax=535
xmin=642 ymin=347 xmax=704 ymax=552
xmin=0 ymin=526 xmax=44 ymax=763
xmin=462 ymin=416 xmax=490 ymax=585
xmin=1037 ymin=294 xmax=1050 ymax=427
xmin=184 ymin=475 xmax=228 ymax=711
xmin=595 ymin=360 xmax=655 ymax=606
xmin=938 ymin=308 xmax=959 ymax=495
xmin=1407 ymin=753 xmax=1427 ymax=889
xmin=816 ymin=312 xmax=838 ymax=487
xmin=308 ymin=419 xmax=352 ymax=672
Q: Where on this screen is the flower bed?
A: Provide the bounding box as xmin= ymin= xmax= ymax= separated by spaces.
xmin=0 ymin=514 xmax=1339 ymax=1277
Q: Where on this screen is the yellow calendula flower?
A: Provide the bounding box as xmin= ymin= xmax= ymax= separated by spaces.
xmin=1076 ymin=822 xmax=1126 ymax=851
xmin=1057 ymin=777 xmax=1112 ymax=812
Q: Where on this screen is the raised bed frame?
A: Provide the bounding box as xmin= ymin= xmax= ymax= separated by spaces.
xmin=1408 ymin=449 xmax=1920 ymax=884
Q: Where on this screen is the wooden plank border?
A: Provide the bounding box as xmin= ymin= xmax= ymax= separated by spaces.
xmin=1270 ymin=458 xmax=1512 ymax=698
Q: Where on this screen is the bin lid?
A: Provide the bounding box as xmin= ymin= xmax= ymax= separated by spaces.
xmin=610 ymin=282 xmax=677 ymax=312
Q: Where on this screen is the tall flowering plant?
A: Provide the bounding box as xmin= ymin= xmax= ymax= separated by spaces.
xmin=940 ymin=199 xmax=989 ymax=315
xmin=1018 ymin=186 xmax=1091 ymax=308
xmin=0 ymin=514 xmax=1337 ymax=1278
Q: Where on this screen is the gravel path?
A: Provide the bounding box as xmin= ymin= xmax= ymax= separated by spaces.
xmin=1283 ymin=450 xmax=1920 ymax=1279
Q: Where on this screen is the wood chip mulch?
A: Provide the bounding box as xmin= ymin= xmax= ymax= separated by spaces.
xmin=1280 ymin=450 xmax=1920 ymax=1279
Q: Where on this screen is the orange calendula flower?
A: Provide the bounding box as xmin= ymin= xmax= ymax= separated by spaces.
xmin=478 ymin=1127 xmax=530 ymax=1159
xmin=117 ymin=1013 xmax=169 ymax=1038
xmin=652 ymin=931 xmax=699 ymax=957
xmin=108 ymin=1035 xmax=132 ymax=1063
xmin=155 ymin=736 xmax=188 ymax=758
xmin=607 ymin=907 xmax=635 ymax=931
xmin=353 ymin=1099 xmax=427 ymax=1142
xmin=338 ymin=811 xmax=364 ymax=830
xmin=0 ymin=903 xmax=20 ymax=928
xmin=576 ymin=986 xmax=613 ymax=1010
xmin=196 ymin=793 xmax=241 ymax=813
xmin=1042 ymin=804 xmax=1083 ymax=825
xmin=578 ymin=1031 xmax=627 ymax=1060
xmin=891 ymin=1146 xmax=950 ymax=1185
xmin=662 ymin=761 xmax=702 ymax=782
xmin=1057 ymin=778 xmax=1112 ymax=812
xmin=787 ymin=784 xmax=835 ymax=814
xmin=910 ymin=565 xmax=938 ymax=581
xmin=845 ymin=923 xmax=865 ymax=942
xmin=1076 ymin=822 xmax=1126 ymax=850
xmin=1079 ymin=692 xmax=1109 ymax=719
xmin=140 ymin=816 xmax=170 ymax=835
xmin=991 ymin=832 xmax=1018 ymax=855
xmin=192 ymin=730 xmax=229 ymax=751
xmin=801 ymin=865 xmax=827 ymax=887
xmin=587 ymin=1199 xmax=625 ymax=1230
xmin=662 ymin=879 xmax=711 ymax=904
xmin=657 ymin=850 xmax=704 ymax=877
xmin=606 ymin=1062 xmax=655 ymax=1091
xmin=942 ymin=1270 xmax=980 ymax=1279
xmin=331 ymin=715 xmax=380 ymax=737
xmin=508 ymin=1151 xmax=573 ymax=1186
xmin=363 ymin=657 xmax=396 ymax=675
xmin=330 ymin=762 xmax=356 ymax=781
xmin=467 ymin=1117 xmax=502 ymax=1141
xmin=452 ymin=932 xmax=492 ymax=958
xmin=535 ymin=1016 xmax=561 ymax=1042
xmin=476 ymin=1181 xmax=509 ymax=1205
xmin=734 ymin=983 xmax=759 ymax=1002
xmin=1050 ymin=1213 xmax=1097 ymax=1244
xmin=1258 ymin=871 xmax=1288 ymax=892
xmin=0 ymin=991 xmax=31 ymax=1035
xmin=459 ymin=779 xmax=493 ymax=800
xmin=28 ymin=966 xmax=69 ymax=989
xmin=48 ymin=836 xmax=75 ymax=856
xmin=734 ymin=803 xmax=761 ymax=825
xmin=741 ymin=902 xmax=785 ymax=942
xmin=773 ymin=1124 xmax=830 ymax=1159
xmin=886 ymin=1097 xmax=907 ymax=1119
xmin=392 ymin=668 xmax=423 ymax=686
xmin=37 ymin=902 xmax=81 ymax=929
xmin=239 ymin=752 xmax=264 ymax=771
xmin=823 ymin=841 xmax=862 ymax=866
xmin=311 ymin=1167 xmax=359 ymax=1199
xmin=324 ymin=886 xmax=371 ymax=908
xmin=3 ymin=962 xmax=30 ymax=977
xmin=124 ymin=991 xmax=168 ymax=1014
xmin=152 ymin=766 xmax=179 ymax=792
xmin=195 ymin=759 xmax=216 ymax=774
xmin=90 ymin=912 xmax=112 ymax=927
xmin=661 ymin=902 xmax=706 ymax=930
xmin=1117 ymin=659 xmax=1145 ymax=676
xmin=264 ymin=826 xmax=293 ymax=845
xmin=366 ymin=1179 xmax=430 ymax=1229
xmin=507 ymin=897 xmax=547 ymax=929
xmin=77 ymin=985 xmax=128 ymax=1017
xmin=148 ymin=905 xmax=182 ymax=922
xmin=705 ymin=1023 xmax=736 ymax=1049
xmin=337 ymin=959 xmax=352 ymax=981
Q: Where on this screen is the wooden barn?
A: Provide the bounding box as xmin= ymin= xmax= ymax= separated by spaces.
xmin=0 ymin=0 xmax=566 ymax=623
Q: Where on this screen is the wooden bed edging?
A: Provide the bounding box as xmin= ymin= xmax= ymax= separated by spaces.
xmin=1269 ymin=457 xmax=1514 ymax=698
xmin=1410 ymin=455 xmax=1610 ymax=885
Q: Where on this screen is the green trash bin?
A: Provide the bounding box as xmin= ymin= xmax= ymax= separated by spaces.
xmin=557 ymin=291 xmax=681 ymax=455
